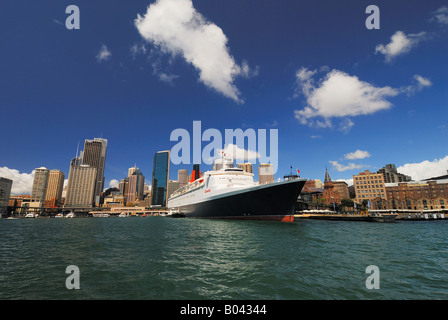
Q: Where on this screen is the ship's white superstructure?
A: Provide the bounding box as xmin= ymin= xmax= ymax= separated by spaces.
xmin=168 ymin=167 xmax=255 ymax=208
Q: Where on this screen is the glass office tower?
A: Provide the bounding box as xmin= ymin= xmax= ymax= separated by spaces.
xmin=151 ymin=151 xmax=170 ymax=207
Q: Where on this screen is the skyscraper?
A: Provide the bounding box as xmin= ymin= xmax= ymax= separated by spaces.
xmin=31 ymin=167 xmax=50 ymax=203
xmin=45 ymin=170 xmax=65 ymax=207
xmin=151 ymin=150 xmax=170 ymax=207
xmin=178 ymin=169 xmax=188 ymax=188
xmin=0 ymin=177 xmax=13 ymax=216
xmin=127 ymin=166 xmax=145 ymax=203
xmin=82 ymin=138 xmax=107 ymax=206
xmin=258 ymin=163 xmax=274 ymax=184
xmin=377 ymin=164 xmax=412 ymax=183
xmin=237 ymin=162 xmax=253 ymax=173
xmin=65 ymin=156 xmax=97 ymax=208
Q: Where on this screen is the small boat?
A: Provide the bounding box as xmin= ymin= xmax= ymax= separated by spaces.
xmin=65 ymin=212 xmax=75 ymax=218
xmin=142 ymin=213 xmax=147 ymax=217
xmin=25 ymin=213 xmax=37 ymax=218
xmin=118 ymin=212 xmax=128 ymax=217
xmin=55 ymin=213 xmax=64 ymax=218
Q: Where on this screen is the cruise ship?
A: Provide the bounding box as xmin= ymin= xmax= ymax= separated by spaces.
xmin=167 ymin=162 xmax=306 ymax=222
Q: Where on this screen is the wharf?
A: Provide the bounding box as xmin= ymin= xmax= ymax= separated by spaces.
xmin=395 ymin=212 xmax=446 ymax=221
xmin=295 ymin=213 xmax=397 ymax=222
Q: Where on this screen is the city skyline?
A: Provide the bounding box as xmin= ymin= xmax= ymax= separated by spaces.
xmin=1 ymin=0 xmax=447 ymax=195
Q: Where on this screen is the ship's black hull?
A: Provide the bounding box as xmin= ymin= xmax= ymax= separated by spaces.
xmin=173 ymin=179 xmax=306 ymax=222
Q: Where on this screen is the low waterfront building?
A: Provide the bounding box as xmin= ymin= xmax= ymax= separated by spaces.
xmin=333 ymin=181 xmax=350 ymax=200
xmin=353 ymin=170 xmax=387 ymax=203
xmin=370 ymin=179 xmax=448 ymax=211
xmin=322 ymin=168 xmax=341 ymax=205
xmin=386 ymin=180 xmax=448 ymax=202
xmin=103 ymin=194 xmax=126 ymax=207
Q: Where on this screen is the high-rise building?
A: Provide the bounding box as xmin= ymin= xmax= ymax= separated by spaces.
xmin=178 ymin=169 xmax=189 ymax=188
xmin=378 ymin=164 xmax=412 ymax=183
xmin=168 ymin=180 xmax=180 ymax=200
xmin=353 ymin=170 xmax=386 ymax=203
xmin=31 ymin=167 xmax=50 ymax=203
xmin=258 ymin=163 xmax=274 ymax=184
xmin=65 ymin=156 xmax=97 ymax=208
xmin=127 ymin=166 xmax=145 ymax=203
xmin=45 ymin=170 xmax=65 ymax=207
xmin=0 ymin=177 xmax=13 ymax=216
xmin=118 ymin=178 xmax=128 ymax=198
xmin=151 ymin=150 xmax=170 ymax=207
xmin=237 ymin=162 xmax=253 ymax=173
xmin=82 ymin=138 xmax=107 ymax=206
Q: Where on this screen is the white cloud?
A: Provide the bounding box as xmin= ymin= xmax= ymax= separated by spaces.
xmin=339 ymin=118 xmax=354 ymax=134
xmin=205 ymin=144 xmax=259 ymax=163
xmin=108 ymin=179 xmax=119 ymax=189
xmin=403 ymin=74 xmax=432 ymax=95
xmin=413 ymin=75 xmax=432 ymax=88
xmin=375 ymin=31 xmax=427 ymax=63
xmin=130 ymin=43 xmax=147 ymax=58
xmin=134 ymin=0 xmax=251 ymax=103
xmin=344 ymin=150 xmax=371 ymax=160
xmin=431 ymin=6 xmax=448 ymax=25
xmin=223 ymin=143 xmax=259 ymax=161
xmin=96 ymin=44 xmax=112 ymax=62
xmin=397 ymin=155 xmax=448 ymax=181
xmin=158 ymin=73 xmax=180 ymax=86
xmin=0 ymin=167 xmax=35 ymax=194
xmin=336 ymin=178 xmax=354 ymax=187
xmin=294 ymin=68 xmax=399 ymax=130
xmin=329 ymin=161 xmax=368 ymax=172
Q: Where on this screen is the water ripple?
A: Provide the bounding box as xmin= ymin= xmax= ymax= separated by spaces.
xmin=1 ymin=218 xmax=447 ymax=299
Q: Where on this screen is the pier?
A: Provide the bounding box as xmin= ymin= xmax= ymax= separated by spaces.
xmin=295 ymin=209 xmax=447 ymax=222
xmin=295 ymin=212 xmax=397 ymax=222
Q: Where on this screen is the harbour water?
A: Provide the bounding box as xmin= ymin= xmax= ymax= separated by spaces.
xmin=1 ymin=216 xmax=447 ymax=300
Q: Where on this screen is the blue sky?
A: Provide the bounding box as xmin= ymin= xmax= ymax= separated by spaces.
xmin=1 ymin=0 xmax=447 ymax=194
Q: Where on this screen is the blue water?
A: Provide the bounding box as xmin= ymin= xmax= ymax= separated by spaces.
xmin=0 ymin=217 xmax=447 ymax=300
